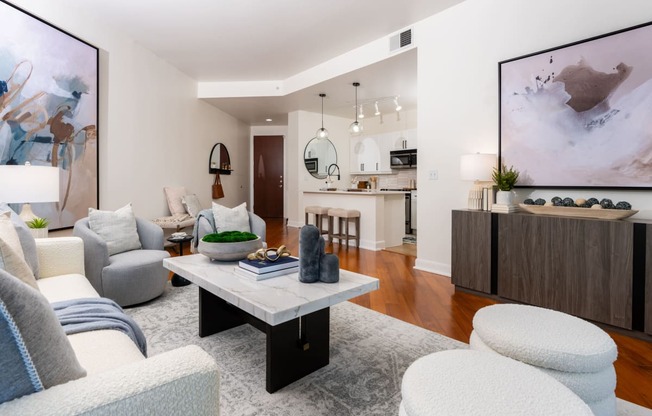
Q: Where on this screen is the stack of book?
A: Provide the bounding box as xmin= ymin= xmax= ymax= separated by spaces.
xmin=491 ymin=204 xmax=520 ymax=213
xmin=234 ymin=256 xmax=299 ymax=281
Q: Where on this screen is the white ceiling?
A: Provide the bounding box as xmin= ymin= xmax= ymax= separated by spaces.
xmin=58 ymin=0 xmax=463 ymax=124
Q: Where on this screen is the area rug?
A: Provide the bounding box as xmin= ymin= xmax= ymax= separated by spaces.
xmin=128 ymin=284 xmax=651 ymax=416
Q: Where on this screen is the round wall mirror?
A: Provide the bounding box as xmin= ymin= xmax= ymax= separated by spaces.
xmin=209 ymin=142 xmax=232 ymax=174
xmin=304 ymin=137 xmax=337 ymax=179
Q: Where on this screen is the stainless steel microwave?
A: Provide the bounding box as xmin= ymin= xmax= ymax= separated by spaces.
xmin=390 ymin=149 xmax=417 ymax=169
xmin=305 ymin=157 xmax=318 ymax=173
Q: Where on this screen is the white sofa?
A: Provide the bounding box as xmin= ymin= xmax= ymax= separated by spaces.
xmin=0 ymin=237 xmax=220 ymax=415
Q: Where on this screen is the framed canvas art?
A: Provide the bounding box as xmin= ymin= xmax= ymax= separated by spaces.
xmin=0 ymin=0 xmax=99 ymax=229
xmin=499 ymin=21 xmax=652 ymax=189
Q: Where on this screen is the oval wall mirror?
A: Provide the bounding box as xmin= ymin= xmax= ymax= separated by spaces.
xmin=303 ymin=137 xmax=337 ymax=179
xmin=209 ymin=143 xmax=232 ymax=174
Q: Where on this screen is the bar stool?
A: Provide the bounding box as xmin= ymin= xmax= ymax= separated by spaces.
xmin=304 ymin=205 xmax=330 ymax=235
xmin=328 ymin=208 xmax=360 ymax=248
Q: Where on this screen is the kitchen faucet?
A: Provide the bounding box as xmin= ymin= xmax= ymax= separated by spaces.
xmin=327 ymin=163 xmax=340 ymax=181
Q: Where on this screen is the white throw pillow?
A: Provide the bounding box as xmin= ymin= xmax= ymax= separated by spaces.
xmin=0 ymin=211 xmax=25 ymax=260
xmin=211 ymin=202 xmax=250 ymax=233
xmin=164 ymin=187 xmax=187 ymax=215
xmin=0 ymin=236 xmax=38 ymax=290
xmin=182 ymin=194 xmax=202 ymax=217
xmin=88 ymin=203 xmax=142 ymax=256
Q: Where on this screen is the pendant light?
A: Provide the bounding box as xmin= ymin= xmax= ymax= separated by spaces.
xmin=349 ymin=82 xmax=363 ymax=135
xmin=316 ymin=93 xmax=329 ymax=140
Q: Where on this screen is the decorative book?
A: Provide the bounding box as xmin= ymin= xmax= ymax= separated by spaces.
xmin=233 ymin=266 xmax=299 ymax=281
xmin=239 ymin=256 xmax=299 ymax=274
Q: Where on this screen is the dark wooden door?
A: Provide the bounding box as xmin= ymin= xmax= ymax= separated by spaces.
xmin=253 ymin=135 xmax=284 ymax=218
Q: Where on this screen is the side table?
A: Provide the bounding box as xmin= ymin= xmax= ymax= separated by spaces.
xmin=167 ymin=235 xmax=194 ymax=287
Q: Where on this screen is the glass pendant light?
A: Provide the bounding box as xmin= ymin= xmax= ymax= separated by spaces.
xmin=316 ymin=93 xmax=329 ymax=140
xmin=349 ymin=82 xmax=363 ymax=135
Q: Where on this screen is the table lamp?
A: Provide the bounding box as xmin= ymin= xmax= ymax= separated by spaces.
xmin=460 ymin=153 xmax=496 ymax=210
xmin=0 ymin=162 xmax=60 ymax=222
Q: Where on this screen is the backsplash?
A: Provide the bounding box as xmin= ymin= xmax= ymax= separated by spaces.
xmin=353 ymin=170 xmax=417 ymax=189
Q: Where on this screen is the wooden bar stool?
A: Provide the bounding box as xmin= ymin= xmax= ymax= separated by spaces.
xmin=328 ymin=208 xmax=360 ymax=248
xmin=304 ymin=205 xmax=330 ymax=235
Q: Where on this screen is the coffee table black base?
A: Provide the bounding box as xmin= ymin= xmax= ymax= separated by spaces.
xmin=171 ymin=274 xmax=191 ymax=287
xmin=198 ymin=287 xmax=330 ymax=393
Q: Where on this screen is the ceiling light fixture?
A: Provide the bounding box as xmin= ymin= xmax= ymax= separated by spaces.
xmin=349 ymin=82 xmax=363 ymax=136
xmin=374 ymin=101 xmax=380 ymax=116
xmin=316 ymin=93 xmax=329 ymax=140
xmin=265 ymin=118 xmax=272 ymax=122
xmin=394 ymin=97 xmax=402 ymax=112
xmin=358 ymin=105 xmax=365 ymax=119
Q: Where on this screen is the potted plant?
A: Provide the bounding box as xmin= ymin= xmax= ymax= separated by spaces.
xmin=492 ymin=164 xmax=519 ymax=205
xmin=197 ymin=230 xmax=263 ymax=261
xmin=26 ymin=217 xmax=49 ymax=238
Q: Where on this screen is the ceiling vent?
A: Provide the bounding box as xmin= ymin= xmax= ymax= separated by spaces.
xmin=389 ymin=28 xmax=412 ymax=52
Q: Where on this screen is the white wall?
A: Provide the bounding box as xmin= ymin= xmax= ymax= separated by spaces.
xmin=414 ymin=0 xmax=652 ymax=275
xmin=13 ymin=0 xmax=250 ymax=221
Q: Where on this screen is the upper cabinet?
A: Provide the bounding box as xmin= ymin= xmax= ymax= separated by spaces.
xmin=350 ymin=129 xmax=417 ymax=174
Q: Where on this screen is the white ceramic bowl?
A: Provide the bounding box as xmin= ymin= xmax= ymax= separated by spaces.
xmin=197 ymin=237 xmax=263 ymax=261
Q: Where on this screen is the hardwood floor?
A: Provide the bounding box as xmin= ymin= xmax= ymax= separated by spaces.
xmin=262 ymin=218 xmax=652 ymax=409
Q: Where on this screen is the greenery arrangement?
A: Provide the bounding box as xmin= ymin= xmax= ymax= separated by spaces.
xmin=26 ymin=217 xmax=49 ymax=229
xmin=492 ymin=164 xmax=520 ymax=191
xmin=202 ymin=231 xmax=258 ymax=243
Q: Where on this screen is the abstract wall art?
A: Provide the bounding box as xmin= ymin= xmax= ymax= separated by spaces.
xmin=499 ymin=21 xmax=652 ymax=189
xmin=0 ymin=0 xmax=98 ymax=228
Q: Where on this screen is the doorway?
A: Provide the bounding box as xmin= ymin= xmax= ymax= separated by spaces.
xmin=253 ymin=135 xmax=284 ymax=218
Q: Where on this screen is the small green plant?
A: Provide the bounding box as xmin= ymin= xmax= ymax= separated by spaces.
xmin=202 ymin=231 xmax=258 ymax=243
xmin=492 ymin=164 xmax=519 ymax=191
xmin=26 ymin=217 xmax=49 ymax=229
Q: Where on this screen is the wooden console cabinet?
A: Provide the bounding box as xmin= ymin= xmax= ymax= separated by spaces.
xmin=452 ymin=210 xmax=647 ymax=332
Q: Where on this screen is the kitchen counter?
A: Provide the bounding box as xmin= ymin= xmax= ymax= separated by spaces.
xmin=303 ymin=190 xmax=406 ymax=250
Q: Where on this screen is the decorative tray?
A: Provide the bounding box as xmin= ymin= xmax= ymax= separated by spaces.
xmin=518 ymin=204 xmax=638 ymax=220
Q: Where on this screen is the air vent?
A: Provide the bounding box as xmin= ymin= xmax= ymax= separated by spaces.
xmin=389 ymin=28 xmax=413 ymax=52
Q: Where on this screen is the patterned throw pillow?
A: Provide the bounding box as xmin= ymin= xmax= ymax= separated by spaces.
xmin=163 ymin=187 xmax=188 ymax=215
xmin=0 ymin=269 xmax=86 ymax=404
xmin=211 ymin=202 xmax=251 ymax=233
xmin=88 ymin=203 xmax=142 ymax=256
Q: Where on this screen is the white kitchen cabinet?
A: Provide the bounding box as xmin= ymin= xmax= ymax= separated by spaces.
xmin=392 ymin=129 xmax=418 ymax=150
xmin=350 ymin=135 xmax=394 ymax=175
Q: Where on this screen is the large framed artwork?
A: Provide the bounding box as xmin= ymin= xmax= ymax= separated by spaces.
xmin=499 ymin=21 xmax=652 ymax=189
xmin=0 ymin=0 xmax=98 ymax=229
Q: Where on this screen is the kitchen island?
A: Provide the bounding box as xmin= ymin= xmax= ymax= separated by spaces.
xmin=303 ymin=190 xmax=406 ymax=250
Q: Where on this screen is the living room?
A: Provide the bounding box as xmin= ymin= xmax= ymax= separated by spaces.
xmin=2 ymin=0 xmax=652 ymax=414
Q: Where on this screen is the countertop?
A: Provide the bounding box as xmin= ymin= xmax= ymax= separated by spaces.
xmin=304 ymin=189 xmax=411 ymax=195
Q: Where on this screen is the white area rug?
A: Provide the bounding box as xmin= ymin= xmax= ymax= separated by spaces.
xmin=127 ymin=283 xmax=651 ymax=415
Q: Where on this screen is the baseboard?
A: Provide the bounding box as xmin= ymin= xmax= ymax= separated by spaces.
xmin=287 ymin=220 xmax=302 ymax=228
xmin=414 ymin=258 xmax=451 ymax=277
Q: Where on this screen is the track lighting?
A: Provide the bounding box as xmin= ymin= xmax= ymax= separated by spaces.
xmin=374 ymin=101 xmax=380 ymax=116
xmin=316 ymin=93 xmax=329 ymax=140
xmin=349 ymin=82 xmax=363 ymax=136
xmin=394 ymin=97 xmax=402 ymax=112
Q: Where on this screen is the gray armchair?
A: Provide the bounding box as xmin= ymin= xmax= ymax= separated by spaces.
xmin=73 ymin=217 xmax=170 ymax=307
xmin=192 ymin=208 xmax=266 ymax=252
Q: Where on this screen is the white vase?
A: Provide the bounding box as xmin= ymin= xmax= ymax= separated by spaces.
xmin=30 ymin=228 xmax=48 ymax=239
xmin=495 ymin=190 xmax=514 ymax=206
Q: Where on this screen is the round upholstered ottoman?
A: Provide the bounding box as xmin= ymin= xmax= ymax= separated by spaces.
xmin=471 ymin=304 xmax=618 ymax=416
xmin=400 ymin=349 xmax=592 ymax=416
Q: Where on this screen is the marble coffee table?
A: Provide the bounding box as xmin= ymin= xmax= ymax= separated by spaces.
xmin=163 ymin=254 xmax=379 ymax=393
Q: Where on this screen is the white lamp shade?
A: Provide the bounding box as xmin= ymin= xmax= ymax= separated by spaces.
xmin=460 ymin=153 xmax=496 ymax=182
xmin=0 ymin=165 xmax=60 ymax=203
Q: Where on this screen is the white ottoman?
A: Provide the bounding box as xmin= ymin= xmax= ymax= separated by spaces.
xmin=400 ymin=349 xmax=593 ymax=416
xmin=471 ymin=304 xmax=618 ymax=416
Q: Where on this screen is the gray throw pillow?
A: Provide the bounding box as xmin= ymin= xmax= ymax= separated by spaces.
xmin=0 ymin=204 xmax=38 ymax=277
xmin=88 ymin=203 xmax=142 ymax=256
xmin=0 ymin=269 xmax=86 ymax=403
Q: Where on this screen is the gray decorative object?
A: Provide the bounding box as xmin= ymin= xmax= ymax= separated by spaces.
xmin=299 ymin=225 xmax=339 ymax=283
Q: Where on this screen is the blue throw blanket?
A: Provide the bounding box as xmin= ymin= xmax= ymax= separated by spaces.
xmin=52 ymin=298 xmax=147 ymax=356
